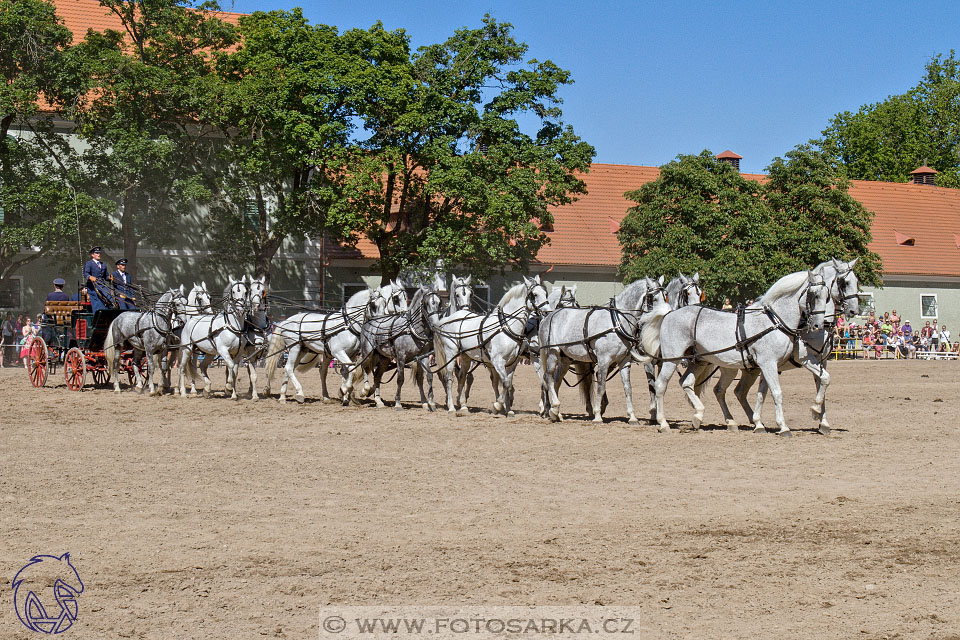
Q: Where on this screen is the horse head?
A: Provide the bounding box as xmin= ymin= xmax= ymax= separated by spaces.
xmin=558 ymin=284 xmax=578 ymax=309
xmin=804 ymin=267 xmax=831 ymax=332
xmin=522 ymin=274 xmax=550 ymax=317
xmin=450 ymin=275 xmax=474 ymax=312
xmin=383 ymin=281 xmax=408 ymax=313
xmin=831 ymin=257 xmax=861 ymax=319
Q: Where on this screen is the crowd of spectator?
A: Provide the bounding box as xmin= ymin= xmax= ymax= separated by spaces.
xmin=834 ymin=309 xmax=958 ymax=359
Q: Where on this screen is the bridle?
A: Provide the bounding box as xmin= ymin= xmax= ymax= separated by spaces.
xmin=678 ymin=279 xmax=704 ymax=308
xmin=452 ymin=283 xmax=472 ymax=311
xmin=525 ymin=283 xmax=550 ymax=318
xmin=799 ymin=274 xmax=829 ymax=331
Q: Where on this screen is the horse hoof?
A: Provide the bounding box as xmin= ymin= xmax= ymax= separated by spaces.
xmin=753 ymin=425 xmax=767 ymax=433
xmin=428 ymin=403 xmax=437 ymax=411
xmin=456 ymin=407 xmax=469 ymax=417
xmin=492 ymin=401 xmax=503 ymax=412
xmin=251 ymin=396 xmax=259 ymax=403
xmin=727 ymin=423 xmax=739 ymax=433
xmin=776 ymin=429 xmax=792 ymax=437
xmin=320 ymin=396 xmax=330 ymax=404
xmin=592 ymin=416 xmax=603 ymax=424
xmin=657 ymin=424 xmax=671 ymax=433
xmin=395 ymin=404 xmax=404 ymax=411
xmin=295 ymin=395 xmax=305 ymax=404
xmin=507 ymin=410 xmax=515 ymax=418
xmin=818 ymin=425 xmax=831 ymax=436
xmin=810 ymin=405 xmax=820 ymax=419
xmin=692 ymin=416 xmax=702 ymax=430
xmin=628 ymin=417 xmax=639 ymax=425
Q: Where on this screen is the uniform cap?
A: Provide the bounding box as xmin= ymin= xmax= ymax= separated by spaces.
xmin=89 ymin=246 xmax=102 ymax=254
xmin=116 ymin=258 xmax=128 ymax=265
xmin=53 ymin=278 xmax=66 ymax=286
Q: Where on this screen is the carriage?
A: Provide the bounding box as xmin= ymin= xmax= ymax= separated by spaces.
xmin=26 ymin=300 xmax=145 ymax=391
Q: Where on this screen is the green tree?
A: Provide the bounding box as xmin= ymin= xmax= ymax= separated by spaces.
xmin=619 ymin=152 xmax=777 ymax=304
xmin=819 ymin=51 xmax=960 ymax=188
xmin=0 ymin=0 xmax=111 ymax=280
xmin=764 ymin=145 xmax=883 ymax=287
xmin=618 ymin=149 xmax=883 ymax=305
xmin=338 ymin=16 xmax=595 ymax=283
xmin=72 ymin=0 xmax=235 ymax=278
xmin=201 ymin=9 xmax=357 ymax=284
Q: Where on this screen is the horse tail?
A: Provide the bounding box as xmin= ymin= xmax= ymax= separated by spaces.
xmin=640 ymin=308 xmax=669 ymax=361
xmin=433 ymin=331 xmax=447 ymax=381
xmin=263 ymin=330 xmax=286 ymax=394
xmin=104 ymin=321 xmax=118 ymax=376
xmin=575 ymin=362 xmax=595 ymax=413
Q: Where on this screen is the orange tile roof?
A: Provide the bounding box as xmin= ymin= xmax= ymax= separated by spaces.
xmin=52 ymin=0 xmax=243 ymax=42
xmin=329 ymin=163 xmax=960 ymax=278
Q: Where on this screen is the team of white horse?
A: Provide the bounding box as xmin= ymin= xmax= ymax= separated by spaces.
xmin=102 ymin=258 xmax=860 ymax=435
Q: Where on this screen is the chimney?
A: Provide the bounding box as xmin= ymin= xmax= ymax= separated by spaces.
xmin=716 ymin=150 xmax=742 ymax=171
xmin=910 ymin=165 xmax=938 ymax=185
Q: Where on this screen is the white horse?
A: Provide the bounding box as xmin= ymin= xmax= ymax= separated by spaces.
xmin=433 ymin=275 xmax=549 ymax=416
xmin=262 ymin=281 xmax=408 ymax=403
xmin=694 ymin=258 xmax=859 ymax=434
xmin=642 ymin=267 xmax=830 ymax=435
xmin=538 ymin=277 xmax=670 ymax=424
xmin=175 ymin=276 xmax=250 ymax=400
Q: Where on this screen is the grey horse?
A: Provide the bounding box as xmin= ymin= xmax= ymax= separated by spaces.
xmin=642 ymin=267 xmax=831 ymax=436
xmin=354 ymin=284 xmax=443 ymax=410
xmin=694 ymin=258 xmax=859 ymax=434
xmin=105 ymin=287 xmax=189 ymax=396
xmin=538 ymin=276 xmax=670 ymax=424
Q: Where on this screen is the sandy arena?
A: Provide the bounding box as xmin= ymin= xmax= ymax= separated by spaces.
xmin=1 ymin=359 xmax=958 ymax=638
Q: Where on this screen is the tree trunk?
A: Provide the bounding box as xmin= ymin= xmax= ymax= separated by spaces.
xmin=254 ymin=234 xmax=283 ymax=289
xmin=376 ymin=239 xmax=400 ymax=285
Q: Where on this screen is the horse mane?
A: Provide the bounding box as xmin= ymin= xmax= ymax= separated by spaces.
xmin=614 ymin=278 xmax=649 ymax=306
xmin=759 ymin=271 xmax=810 ymax=305
xmin=497 ymin=282 xmax=526 ymax=309
xmin=346 ymin=287 xmax=372 ymax=309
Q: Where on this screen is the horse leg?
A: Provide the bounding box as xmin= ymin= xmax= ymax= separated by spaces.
xmin=805 ymin=361 xmax=831 ymax=433
xmin=620 ymin=362 xmax=640 ymax=424
xmin=542 ymin=349 xmax=563 ymax=422
xmin=757 ymin=359 xmax=790 ymax=435
xmin=489 ymin=362 xmax=503 ymax=414
xmin=147 ymin=352 xmax=160 ymax=396
xmin=283 ymin=345 xmax=302 ymax=403
xmin=443 ymin=354 xmax=458 ymax=413
xmin=677 ymin=366 xmax=705 ymax=429
xmin=455 ymin=356 xmax=472 ymax=416
xmin=644 ymin=362 xmax=657 ymax=423
xmin=198 ymin=354 xmax=212 ymax=398
xmin=372 ymin=360 xmax=386 ymax=408
xmin=217 ymin=346 xmax=239 ymax=400
xmin=247 ymin=358 xmax=259 ymax=401
xmin=653 ymin=360 xmax=679 ymax=432
xmin=176 ymin=347 xmax=189 ymax=398
xmin=712 ymin=367 xmax=740 ymax=429
xmin=752 ymin=375 xmax=770 ymax=433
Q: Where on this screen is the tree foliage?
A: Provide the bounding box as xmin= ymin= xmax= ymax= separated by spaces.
xmin=619 ymin=149 xmax=882 ymax=305
xmin=0 ymin=0 xmax=111 ymax=280
xmin=337 ymin=16 xmax=595 ymax=282
xmin=202 ymin=9 xmax=357 ymax=282
xmin=72 ymin=0 xmax=236 ymax=276
xmin=819 ymin=51 xmax=960 ymax=188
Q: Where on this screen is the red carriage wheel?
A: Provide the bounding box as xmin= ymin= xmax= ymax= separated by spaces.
xmin=92 ymin=367 xmax=108 ymax=386
xmin=27 ymin=337 xmax=49 ymax=388
xmin=64 ymin=347 xmax=86 ymax=391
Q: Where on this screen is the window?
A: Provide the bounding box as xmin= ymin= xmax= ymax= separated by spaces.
xmin=472 ymin=285 xmax=491 ymax=309
xmin=921 ymin=294 xmax=938 ymax=319
xmin=856 ymin=293 xmax=874 ymax=318
xmin=243 ymin=198 xmax=259 ymax=230
xmin=0 ymin=277 xmax=23 ymax=310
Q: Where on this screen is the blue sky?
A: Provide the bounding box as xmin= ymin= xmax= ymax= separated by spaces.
xmin=226 ymin=1 xmax=959 ymax=174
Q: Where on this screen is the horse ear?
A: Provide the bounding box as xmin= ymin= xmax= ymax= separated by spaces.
xmin=227 ymin=274 xmax=234 ymax=284
xmin=848 ymin=257 xmax=858 ymax=268
xmin=465 ymin=275 xmax=472 ymax=285
xmin=202 ymin=281 xmax=207 ymax=290
xmin=658 ymin=275 xmax=665 ymax=286
xmin=534 ymin=274 xmax=542 ymax=284
xmin=693 ymin=272 xmax=700 ymax=282
xmin=193 ymin=282 xmax=198 ymax=289
xmin=179 ymin=284 xmax=184 ymax=294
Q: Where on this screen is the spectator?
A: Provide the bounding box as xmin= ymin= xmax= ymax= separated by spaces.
xmin=880 ymin=318 xmax=893 ymax=336
xmin=19 ymin=317 xmax=37 ymax=368
xmin=931 ymin=320 xmax=940 ymax=352
xmin=890 ymin=309 xmax=900 ymax=326
xmin=46 ymin=278 xmax=70 ymax=302
xmin=902 ymin=320 xmax=913 ymax=342
xmin=861 ymin=329 xmax=874 ymax=359
xmin=1 ymin=312 xmax=15 ymax=367
xmin=905 ymin=332 xmax=919 ymax=359
xmin=938 ymin=324 xmax=951 ymax=353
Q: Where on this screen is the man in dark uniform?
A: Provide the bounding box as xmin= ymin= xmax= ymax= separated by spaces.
xmin=46 ymin=278 xmax=70 ymax=302
xmin=112 ymin=258 xmax=136 ymax=309
xmin=83 ymin=246 xmax=112 ymax=313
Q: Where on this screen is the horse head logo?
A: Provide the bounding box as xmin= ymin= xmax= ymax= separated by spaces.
xmin=12 ymin=553 xmax=84 ymax=634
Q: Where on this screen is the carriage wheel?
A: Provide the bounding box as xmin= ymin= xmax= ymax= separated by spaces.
xmin=92 ymin=366 xmax=108 ymax=386
xmin=64 ymin=348 xmax=86 ymax=391
xmin=27 ymin=338 xmax=49 ymax=388
xmin=127 ymin=355 xmax=147 ymax=388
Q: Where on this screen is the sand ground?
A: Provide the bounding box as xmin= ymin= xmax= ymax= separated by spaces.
xmin=1 ymin=359 xmax=958 ymax=639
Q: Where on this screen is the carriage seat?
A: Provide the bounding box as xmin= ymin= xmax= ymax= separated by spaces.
xmin=44 ymin=300 xmax=88 ymax=326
